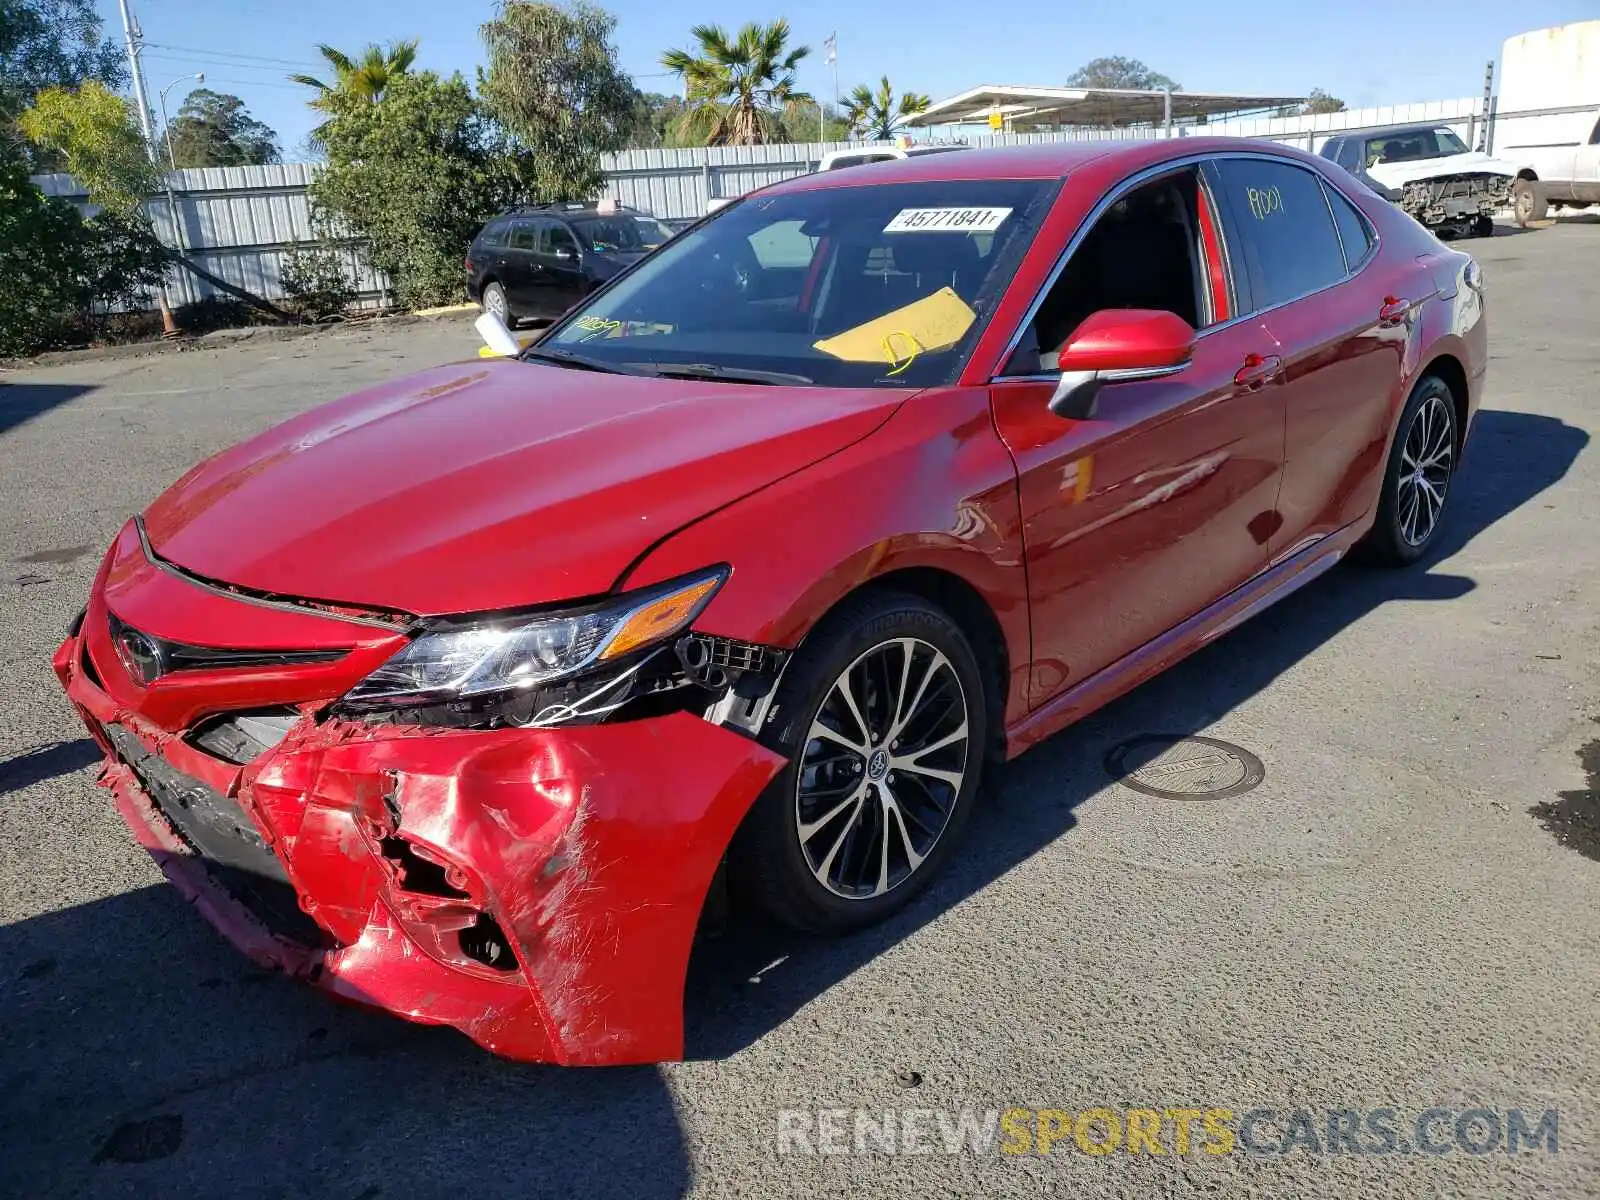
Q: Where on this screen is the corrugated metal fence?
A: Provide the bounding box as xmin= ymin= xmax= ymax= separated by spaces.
xmin=33 ymin=163 xmax=389 ymax=309
xmin=32 ymin=94 xmax=1583 ymax=310
xmin=597 ymin=99 xmax=1493 ymax=217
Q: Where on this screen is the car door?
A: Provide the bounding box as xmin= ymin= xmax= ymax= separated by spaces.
xmin=987 ymin=164 xmax=1287 ymax=706
xmin=501 ymin=218 xmax=541 ymax=310
xmin=536 ymin=220 xmax=588 ymax=316
xmin=1208 ymin=156 xmax=1409 ymax=560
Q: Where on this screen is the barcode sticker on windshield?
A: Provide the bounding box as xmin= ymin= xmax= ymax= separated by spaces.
xmin=884 ymin=207 xmax=1012 ymax=234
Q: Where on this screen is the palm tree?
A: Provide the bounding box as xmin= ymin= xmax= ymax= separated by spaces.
xmin=288 ymin=39 xmax=419 ymax=109
xmin=660 ymin=21 xmax=811 ymax=146
xmin=843 ymin=76 xmax=930 ymax=141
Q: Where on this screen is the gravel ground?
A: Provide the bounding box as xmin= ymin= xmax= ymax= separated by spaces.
xmin=1 ymin=220 xmax=1597 ymax=1199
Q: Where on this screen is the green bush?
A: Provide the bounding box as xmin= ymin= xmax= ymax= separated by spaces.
xmin=280 ymin=238 xmax=358 ymax=321
xmin=309 ymin=72 xmax=517 ymax=310
xmin=0 ymin=151 xmax=170 ymax=357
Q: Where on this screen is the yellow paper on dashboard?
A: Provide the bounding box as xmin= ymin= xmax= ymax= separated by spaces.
xmin=812 ymin=287 xmax=976 ymax=365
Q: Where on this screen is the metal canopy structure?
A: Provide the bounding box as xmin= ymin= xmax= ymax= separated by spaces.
xmin=904 ymin=84 xmax=1306 ymax=130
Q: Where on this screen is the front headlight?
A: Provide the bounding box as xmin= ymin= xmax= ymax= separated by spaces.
xmin=342 ymin=568 xmax=726 ymax=709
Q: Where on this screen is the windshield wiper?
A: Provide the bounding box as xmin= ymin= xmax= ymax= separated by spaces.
xmin=520 ymin=346 xmax=644 ymax=374
xmin=633 ymin=362 xmax=814 ymax=386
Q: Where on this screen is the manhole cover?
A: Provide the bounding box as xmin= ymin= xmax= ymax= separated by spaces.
xmin=1104 ymin=734 xmax=1265 ymax=800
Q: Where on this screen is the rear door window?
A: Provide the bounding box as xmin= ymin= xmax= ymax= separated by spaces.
xmin=507 ymin=220 xmax=538 ymax=251
xmin=1323 ymin=183 xmax=1375 ymax=272
xmin=1210 ymin=158 xmax=1349 ymax=310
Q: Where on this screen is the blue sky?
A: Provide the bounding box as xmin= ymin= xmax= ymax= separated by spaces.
xmin=104 ymin=0 xmax=1597 ymax=156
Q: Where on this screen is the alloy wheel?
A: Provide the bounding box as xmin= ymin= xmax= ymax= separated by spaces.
xmin=795 ymin=637 xmax=970 ymax=900
xmin=1396 ymin=392 xmax=1454 ymax=546
xmin=485 ymin=285 xmax=508 ymax=320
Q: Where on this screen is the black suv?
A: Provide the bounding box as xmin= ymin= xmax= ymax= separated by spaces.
xmin=466 ymin=202 xmax=677 ymax=325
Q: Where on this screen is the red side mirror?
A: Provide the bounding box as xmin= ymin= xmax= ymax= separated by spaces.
xmin=1054 ymin=308 xmax=1196 ymax=375
xmin=1046 ymin=309 xmax=1195 ymax=419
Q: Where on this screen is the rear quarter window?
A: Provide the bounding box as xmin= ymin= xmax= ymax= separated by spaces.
xmin=1323 ymin=182 xmax=1375 ymax=272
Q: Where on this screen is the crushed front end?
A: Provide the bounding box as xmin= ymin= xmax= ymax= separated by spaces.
xmin=56 ymin=520 xmax=786 ymax=1065
xmin=1397 ymin=172 xmax=1513 ymax=233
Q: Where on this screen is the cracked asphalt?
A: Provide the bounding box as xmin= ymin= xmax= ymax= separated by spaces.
xmin=2 ymin=220 xmax=1597 ymax=1199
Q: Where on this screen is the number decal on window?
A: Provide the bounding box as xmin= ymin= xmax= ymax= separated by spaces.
xmin=1245 ymin=185 xmax=1285 ymax=221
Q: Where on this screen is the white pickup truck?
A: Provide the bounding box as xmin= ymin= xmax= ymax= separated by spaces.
xmin=1504 ymin=111 xmax=1600 ymax=224
xmin=1496 ymin=22 xmax=1600 ymax=224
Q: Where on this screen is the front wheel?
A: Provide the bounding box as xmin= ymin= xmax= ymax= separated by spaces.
xmin=1472 ymin=214 xmax=1495 ymax=238
xmin=1360 ymin=375 xmax=1458 ymax=566
xmin=728 ymin=591 xmax=989 ymax=934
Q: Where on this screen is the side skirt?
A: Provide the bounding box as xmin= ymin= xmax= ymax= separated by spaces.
xmin=1003 ymin=522 xmax=1364 ymax=757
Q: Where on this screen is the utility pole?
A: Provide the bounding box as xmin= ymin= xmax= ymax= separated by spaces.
xmin=116 ymin=0 xmax=156 ymax=151
xmin=115 ymin=0 xmax=179 ymax=335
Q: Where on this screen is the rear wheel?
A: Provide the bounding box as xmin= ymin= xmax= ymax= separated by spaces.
xmin=728 ymin=590 xmax=989 ymax=934
xmin=1360 ymin=375 xmax=1458 ymax=566
xmin=1472 ymin=214 xmax=1495 ymax=238
xmin=1513 ymin=179 xmax=1547 ymax=227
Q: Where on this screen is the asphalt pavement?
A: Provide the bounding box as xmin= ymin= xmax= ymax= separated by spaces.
xmin=1 ymin=219 xmax=1597 ymax=1199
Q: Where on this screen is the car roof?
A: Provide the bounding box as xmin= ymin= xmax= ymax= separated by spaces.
xmin=1326 ymin=123 xmax=1458 ymax=142
xmin=769 ymin=136 xmax=1316 ymax=193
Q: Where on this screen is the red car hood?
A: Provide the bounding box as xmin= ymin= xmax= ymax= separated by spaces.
xmin=143 ymin=360 xmax=905 ymax=615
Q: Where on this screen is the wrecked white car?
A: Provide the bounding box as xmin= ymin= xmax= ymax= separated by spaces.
xmin=1320 ymin=124 xmax=1518 ymax=238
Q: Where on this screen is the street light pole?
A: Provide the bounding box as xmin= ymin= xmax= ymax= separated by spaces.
xmin=159 ymin=73 xmax=204 ymax=171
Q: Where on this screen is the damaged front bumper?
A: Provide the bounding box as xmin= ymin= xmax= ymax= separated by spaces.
xmin=54 ymin=536 xmax=785 ymax=1066
xmin=1396 ymin=173 xmax=1513 ymax=229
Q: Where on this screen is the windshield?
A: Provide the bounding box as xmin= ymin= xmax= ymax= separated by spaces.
xmin=1366 ymin=127 xmax=1470 ymax=165
xmin=571 ymin=214 xmax=672 ymax=253
xmin=538 ymin=178 xmax=1058 ymax=388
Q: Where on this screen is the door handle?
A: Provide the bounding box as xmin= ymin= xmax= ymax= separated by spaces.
xmin=1378 ymin=296 xmax=1415 ymax=325
xmin=1233 ymin=353 xmax=1283 ymax=389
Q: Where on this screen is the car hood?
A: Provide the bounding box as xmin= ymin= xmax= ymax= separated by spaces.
xmin=143 ymin=360 xmax=907 ymax=616
xmin=1366 ymin=151 xmax=1520 ymax=189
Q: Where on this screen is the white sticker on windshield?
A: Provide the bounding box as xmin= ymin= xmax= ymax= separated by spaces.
xmin=883 ymin=206 xmax=1012 ymax=234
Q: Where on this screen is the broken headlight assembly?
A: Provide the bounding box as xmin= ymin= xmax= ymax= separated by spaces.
xmin=336 ymin=568 xmax=729 ymax=728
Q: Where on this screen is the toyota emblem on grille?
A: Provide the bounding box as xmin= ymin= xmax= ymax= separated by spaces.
xmin=114 ymin=622 xmax=167 ymax=686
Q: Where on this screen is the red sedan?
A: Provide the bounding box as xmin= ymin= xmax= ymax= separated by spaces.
xmin=55 ymin=139 xmax=1484 ymax=1065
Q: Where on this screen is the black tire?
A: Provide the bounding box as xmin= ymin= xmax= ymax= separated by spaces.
xmin=481 ymin=281 xmax=514 ymax=327
xmin=1472 ymin=214 xmax=1495 ymax=238
xmin=1513 ymin=179 xmax=1547 ymax=227
xmin=1360 ymin=374 xmax=1459 ymax=566
xmin=727 ymin=589 xmax=989 ymax=934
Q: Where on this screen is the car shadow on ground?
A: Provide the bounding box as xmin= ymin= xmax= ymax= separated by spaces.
xmin=0 ymin=383 xmax=97 ymax=439
xmin=0 ymin=880 xmax=693 ymax=1198
xmin=0 ymin=740 xmax=102 ymax=797
xmin=0 ymin=408 xmax=1585 ymax=1198
xmin=680 ymin=406 xmax=1588 ymax=1057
